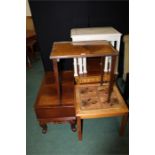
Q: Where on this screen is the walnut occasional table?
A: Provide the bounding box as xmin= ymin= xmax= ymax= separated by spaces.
xmin=50 ymin=41 xmax=118 ymax=103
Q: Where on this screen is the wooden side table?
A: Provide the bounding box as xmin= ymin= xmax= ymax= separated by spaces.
xmin=34 ymin=71 xmax=76 ymax=133
xmin=75 ymin=84 xmax=128 ymax=141
xmin=50 ymin=41 xmax=118 ymax=103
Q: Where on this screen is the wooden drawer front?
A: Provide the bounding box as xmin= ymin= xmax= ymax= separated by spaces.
xmin=36 ymin=106 xmax=75 ymax=119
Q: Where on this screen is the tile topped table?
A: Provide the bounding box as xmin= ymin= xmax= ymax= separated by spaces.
xmin=75 ymin=83 xmax=128 ymax=140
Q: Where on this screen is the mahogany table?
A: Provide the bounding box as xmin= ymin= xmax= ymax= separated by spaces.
xmin=50 ymin=41 xmax=118 ymax=103
xmin=34 ymin=71 xmax=76 ymax=133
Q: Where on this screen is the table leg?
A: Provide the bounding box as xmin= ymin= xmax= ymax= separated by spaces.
xmin=69 ymin=120 xmax=77 ymax=132
xmin=100 ymin=57 xmax=105 ymax=86
xmin=77 ymin=117 xmax=83 ymax=141
xmin=108 ymin=55 xmax=116 ymax=102
xmin=26 ymin=55 xmax=32 ymax=68
xmin=120 ymin=114 xmax=128 ymax=136
xmin=53 ymin=59 xmax=61 ymax=104
xmin=40 ymin=123 xmax=47 ymax=134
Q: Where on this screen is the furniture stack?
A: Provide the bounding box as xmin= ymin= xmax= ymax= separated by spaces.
xmin=34 ymin=27 xmax=129 ymax=141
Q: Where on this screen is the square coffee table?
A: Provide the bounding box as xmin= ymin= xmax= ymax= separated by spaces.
xmin=75 ymin=83 xmax=128 ymax=141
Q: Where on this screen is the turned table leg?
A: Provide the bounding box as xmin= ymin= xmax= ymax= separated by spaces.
xmin=120 ymin=115 xmax=128 ymax=136
xmin=77 ymin=117 xmax=83 ymax=141
xmin=69 ymin=120 xmax=77 ymax=132
xmin=40 ymin=124 xmax=47 ymax=134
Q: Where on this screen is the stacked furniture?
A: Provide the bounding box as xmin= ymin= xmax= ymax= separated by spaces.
xmin=34 ymin=27 xmax=128 ymax=141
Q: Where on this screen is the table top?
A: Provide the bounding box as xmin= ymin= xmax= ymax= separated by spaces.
xmin=35 ymin=71 xmax=75 ymax=108
xmin=50 ymin=41 xmax=118 ymax=59
xmin=71 ymin=27 xmax=122 ymax=37
xmin=75 ymin=84 xmax=128 ymax=119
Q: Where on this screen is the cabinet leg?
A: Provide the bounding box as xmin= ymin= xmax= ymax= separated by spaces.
xmin=77 ymin=117 xmax=83 ymax=141
xmin=120 ymin=115 xmax=128 ymax=136
xmin=40 ymin=124 xmax=47 ymax=134
xmin=69 ymin=120 xmax=77 ymax=132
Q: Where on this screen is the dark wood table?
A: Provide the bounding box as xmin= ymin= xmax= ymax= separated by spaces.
xmin=50 ymin=41 xmax=118 ymax=104
xmin=35 ymin=71 xmax=76 ymax=133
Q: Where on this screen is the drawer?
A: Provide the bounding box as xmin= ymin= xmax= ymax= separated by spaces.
xmin=35 ymin=106 xmax=75 ymax=119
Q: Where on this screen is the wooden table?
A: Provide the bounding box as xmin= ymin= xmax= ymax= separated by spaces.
xmin=34 ymin=71 xmax=76 ymax=133
xmin=50 ymin=41 xmax=118 ymax=103
xmin=75 ymin=84 xmax=129 ymax=140
xmin=26 ymin=30 xmax=37 ymax=68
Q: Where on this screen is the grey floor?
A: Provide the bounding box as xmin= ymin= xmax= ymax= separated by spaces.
xmin=26 ymin=56 xmax=129 ymax=155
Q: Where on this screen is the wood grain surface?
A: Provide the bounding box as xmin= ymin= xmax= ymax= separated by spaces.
xmin=50 ymin=41 xmax=118 ymax=59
